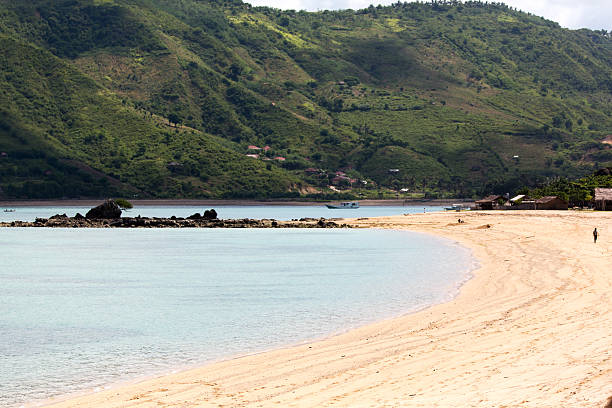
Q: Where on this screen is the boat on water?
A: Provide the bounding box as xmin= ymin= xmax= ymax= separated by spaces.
xmin=444 ymin=203 xmax=468 ymax=211
xmin=3 ymin=209 xmax=15 ymax=212
xmin=325 ymin=201 xmax=359 ymax=209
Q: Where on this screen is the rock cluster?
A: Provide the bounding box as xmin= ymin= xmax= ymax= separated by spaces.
xmin=4 ymin=214 xmax=348 ymax=229
xmin=1 ymin=202 xmax=350 ymax=228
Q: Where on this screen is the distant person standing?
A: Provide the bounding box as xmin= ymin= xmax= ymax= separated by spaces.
xmin=593 ymin=228 xmax=598 ymax=243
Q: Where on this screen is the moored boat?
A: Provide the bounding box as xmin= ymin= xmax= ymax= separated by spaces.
xmin=325 ymin=201 xmax=359 ymax=209
xmin=444 ymin=203 xmax=468 ymax=211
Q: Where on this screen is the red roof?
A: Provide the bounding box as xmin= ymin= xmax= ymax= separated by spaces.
xmin=247 ymin=145 xmax=261 ymax=150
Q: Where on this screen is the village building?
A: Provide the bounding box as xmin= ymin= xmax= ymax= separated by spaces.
xmin=509 ymin=194 xmax=536 ymax=210
xmin=474 ymin=195 xmax=505 ymax=210
xmin=506 ymin=195 xmax=567 ymax=210
xmin=534 ymin=196 xmax=568 ymax=210
xmin=594 ymin=188 xmax=612 ymax=211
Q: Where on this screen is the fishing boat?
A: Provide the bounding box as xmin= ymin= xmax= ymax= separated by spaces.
xmin=3 ymin=209 xmax=15 ymax=213
xmin=325 ymin=201 xmax=359 ymax=209
xmin=444 ymin=203 xmax=467 ymax=211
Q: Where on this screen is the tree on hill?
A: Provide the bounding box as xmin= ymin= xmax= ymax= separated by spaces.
xmin=168 ymin=113 xmax=183 ymax=127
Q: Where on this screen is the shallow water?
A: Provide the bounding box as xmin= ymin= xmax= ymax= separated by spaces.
xmin=0 ymin=227 xmax=473 ymax=407
xmin=0 ymin=205 xmax=443 ymax=223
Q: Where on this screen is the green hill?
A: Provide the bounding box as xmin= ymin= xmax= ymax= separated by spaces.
xmin=0 ymin=0 xmax=611 ymax=199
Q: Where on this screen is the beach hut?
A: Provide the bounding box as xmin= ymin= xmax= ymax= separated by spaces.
xmin=594 ymin=188 xmax=612 ymax=211
xmin=508 ymin=195 xmax=536 ymax=210
xmin=534 ymin=196 xmax=568 ymax=210
xmin=475 ymin=195 xmax=504 ymax=210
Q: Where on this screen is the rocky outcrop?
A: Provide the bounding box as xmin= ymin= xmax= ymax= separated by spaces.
xmin=1 ymin=203 xmax=348 ymax=228
xmin=85 ymin=200 xmax=122 ymax=219
xmin=2 ymin=216 xmax=349 ymax=229
xmin=203 ymin=209 xmax=217 ymax=220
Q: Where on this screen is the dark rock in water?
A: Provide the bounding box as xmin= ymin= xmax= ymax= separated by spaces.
xmin=35 ymin=218 xmax=48 ymax=224
xmin=187 ymin=213 xmax=202 ymax=220
xmin=203 ymin=209 xmax=218 ymax=220
xmin=86 ymin=200 xmax=122 ymax=219
xmin=50 ymin=213 xmax=68 ymax=219
xmin=74 ymin=213 xmax=85 ymax=220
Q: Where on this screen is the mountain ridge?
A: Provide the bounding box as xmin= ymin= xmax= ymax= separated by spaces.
xmin=0 ymin=0 xmax=611 ymax=199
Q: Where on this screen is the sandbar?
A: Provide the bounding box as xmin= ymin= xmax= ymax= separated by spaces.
xmin=40 ymin=211 xmax=612 ymax=407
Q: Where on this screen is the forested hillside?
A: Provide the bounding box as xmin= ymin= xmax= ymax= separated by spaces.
xmin=1 ymin=0 xmax=611 ymax=199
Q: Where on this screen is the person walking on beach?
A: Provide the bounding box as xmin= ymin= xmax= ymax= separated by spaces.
xmin=593 ymin=227 xmax=598 ymax=243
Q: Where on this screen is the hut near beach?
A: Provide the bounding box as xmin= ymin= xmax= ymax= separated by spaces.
xmin=594 ymin=188 xmax=612 ymax=211
xmin=534 ymin=196 xmax=568 ymax=210
xmin=475 ymin=195 xmax=505 ymax=210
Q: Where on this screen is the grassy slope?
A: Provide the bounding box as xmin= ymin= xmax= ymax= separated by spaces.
xmin=0 ymin=34 xmax=300 ymax=198
xmin=0 ymin=0 xmax=611 ymax=198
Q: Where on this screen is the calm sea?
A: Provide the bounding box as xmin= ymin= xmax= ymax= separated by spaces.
xmin=0 ymin=205 xmax=443 ymax=223
xmin=0 ymin=218 xmax=474 ymax=408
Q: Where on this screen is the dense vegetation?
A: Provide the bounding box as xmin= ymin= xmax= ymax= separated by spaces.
xmin=0 ymin=0 xmax=611 ymax=199
xmin=519 ymin=168 xmax=612 ymax=206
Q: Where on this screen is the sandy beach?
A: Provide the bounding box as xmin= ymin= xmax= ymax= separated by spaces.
xmin=40 ymin=211 xmax=611 ymax=408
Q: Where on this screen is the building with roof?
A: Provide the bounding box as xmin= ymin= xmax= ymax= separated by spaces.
xmin=475 ymin=195 xmax=505 ymax=210
xmin=594 ymin=188 xmax=612 ymax=211
xmin=534 ymin=196 xmax=568 ymax=210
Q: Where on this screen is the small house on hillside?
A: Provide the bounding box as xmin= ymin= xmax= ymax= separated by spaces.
xmin=475 ymin=195 xmax=505 ymax=210
xmin=534 ymin=196 xmax=568 ymax=210
xmin=594 ymin=188 xmax=612 ymax=211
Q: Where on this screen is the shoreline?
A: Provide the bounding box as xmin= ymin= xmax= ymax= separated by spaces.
xmin=32 ymin=230 xmax=476 ymax=408
xmin=36 ymin=211 xmax=612 ymax=407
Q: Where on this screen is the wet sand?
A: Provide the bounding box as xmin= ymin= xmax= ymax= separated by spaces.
xmin=40 ymin=211 xmax=612 ymax=407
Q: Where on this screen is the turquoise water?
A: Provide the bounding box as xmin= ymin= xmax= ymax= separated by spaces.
xmin=0 ymin=205 xmax=443 ymax=223
xmin=0 ymin=227 xmax=473 ymax=407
